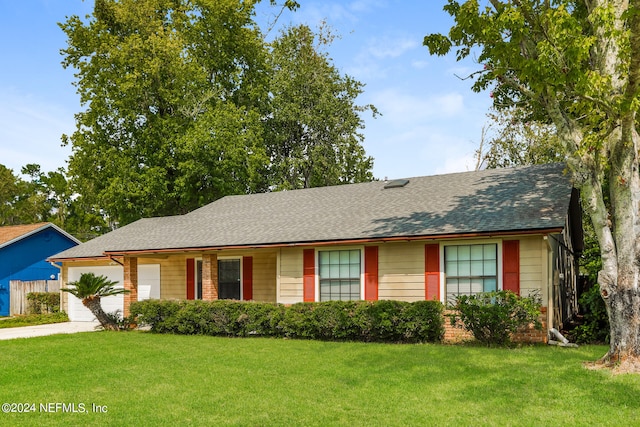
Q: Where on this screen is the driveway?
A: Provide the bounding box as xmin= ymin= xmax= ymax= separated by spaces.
xmin=0 ymin=321 xmax=99 ymax=340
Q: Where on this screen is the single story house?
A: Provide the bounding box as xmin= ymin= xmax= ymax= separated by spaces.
xmin=50 ymin=163 xmax=583 ymax=337
xmin=0 ymin=222 xmax=80 ymax=316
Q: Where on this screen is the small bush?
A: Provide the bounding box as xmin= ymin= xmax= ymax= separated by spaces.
xmin=103 ymin=310 xmax=136 ymax=331
xmin=448 ymin=291 xmax=542 ymax=346
xmin=131 ymin=299 xmax=444 ymax=343
xmin=26 ymin=292 xmax=60 ymax=314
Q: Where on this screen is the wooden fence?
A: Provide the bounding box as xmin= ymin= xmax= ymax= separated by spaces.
xmin=9 ymin=280 xmax=60 ymax=316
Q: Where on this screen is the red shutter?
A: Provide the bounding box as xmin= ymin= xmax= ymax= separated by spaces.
xmin=186 ymin=258 xmax=195 ymax=300
xmin=243 ymin=256 xmax=253 ymax=301
xmin=424 ymin=244 xmax=440 ymax=301
xmin=303 ymin=249 xmax=315 ymax=302
xmin=364 ymin=246 xmax=379 ymax=301
xmin=503 ymin=240 xmax=520 ymax=294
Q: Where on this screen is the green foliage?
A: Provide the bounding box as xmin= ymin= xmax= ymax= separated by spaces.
xmin=569 ymin=217 xmax=609 ymax=344
xmin=449 ymin=290 xmax=542 ymax=346
xmin=26 ymin=292 xmax=60 ymax=314
xmin=63 ymin=273 xmax=130 ymax=331
xmin=59 ymin=0 xmax=274 ymax=225
xmin=103 ymin=309 xmax=136 ymax=331
xmin=62 ymin=273 xmax=129 ymax=300
xmin=59 ymin=1 xmax=374 ymax=227
xmin=131 ymin=299 xmax=444 ymax=343
xmin=266 ymin=24 xmax=376 ymax=189
xmin=481 ymin=106 xmax=566 ymax=169
xmin=572 ymin=283 xmax=609 ymax=344
xmin=0 ymin=163 xmax=108 ymax=240
xmin=0 ymin=312 xmax=69 ymax=328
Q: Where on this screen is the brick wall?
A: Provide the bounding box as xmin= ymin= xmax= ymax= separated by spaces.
xmin=202 ymin=253 xmax=219 ymax=300
xmin=442 ymin=307 xmax=548 ymax=344
xmin=512 ymin=307 xmax=548 ymax=344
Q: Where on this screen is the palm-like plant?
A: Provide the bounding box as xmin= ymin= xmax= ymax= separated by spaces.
xmin=62 ymin=273 xmax=130 ymax=331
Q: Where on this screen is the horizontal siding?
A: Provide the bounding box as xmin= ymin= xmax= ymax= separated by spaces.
xmin=519 ymin=236 xmax=544 ymax=298
xmin=250 ymin=251 xmax=277 ymax=303
xmin=279 ymin=247 xmax=304 ymax=303
xmin=152 ymin=255 xmax=187 ymax=300
xmin=378 ymin=242 xmax=424 ymax=302
xmin=157 ymin=251 xmax=278 ymax=302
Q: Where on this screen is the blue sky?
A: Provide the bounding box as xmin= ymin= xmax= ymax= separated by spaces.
xmin=0 ymin=0 xmax=492 ymax=180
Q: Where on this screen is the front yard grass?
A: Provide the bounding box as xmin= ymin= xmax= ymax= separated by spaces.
xmin=0 ymin=332 xmax=638 ymax=426
xmin=0 ymin=312 xmax=68 ymax=328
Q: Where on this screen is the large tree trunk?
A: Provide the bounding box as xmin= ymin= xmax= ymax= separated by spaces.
xmin=587 ymin=124 xmax=640 ymax=372
xmin=82 ymin=296 xmax=119 ymax=331
xmin=599 ymin=283 xmax=640 ymax=371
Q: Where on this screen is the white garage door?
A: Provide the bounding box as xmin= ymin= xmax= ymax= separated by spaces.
xmin=67 ymin=264 xmax=160 ymax=322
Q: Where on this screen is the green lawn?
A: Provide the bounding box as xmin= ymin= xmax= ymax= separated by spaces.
xmin=0 ymin=332 xmax=637 ymax=426
xmin=0 ymin=313 xmax=69 ymax=329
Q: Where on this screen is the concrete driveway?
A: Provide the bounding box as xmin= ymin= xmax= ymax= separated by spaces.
xmin=0 ymin=321 xmax=100 ymax=340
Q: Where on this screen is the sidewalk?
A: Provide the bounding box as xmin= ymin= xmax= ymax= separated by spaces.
xmin=0 ymin=321 xmax=100 ymax=340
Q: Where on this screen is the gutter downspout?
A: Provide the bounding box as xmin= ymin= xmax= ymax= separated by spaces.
xmin=548 ymin=327 xmax=578 ymax=348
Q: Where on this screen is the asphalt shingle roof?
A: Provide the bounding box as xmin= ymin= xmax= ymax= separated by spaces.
xmin=51 ymin=163 xmax=574 ymax=260
xmin=0 ymin=223 xmax=49 ymax=247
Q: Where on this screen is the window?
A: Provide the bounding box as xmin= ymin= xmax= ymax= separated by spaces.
xmin=190 ymin=258 xmax=241 ymax=300
xmin=195 ymin=259 xmax=203 ymax=299
xmin=218 ymin=258 xmax=241 ymax=300
xmin=445 ymin=244 xmax=497 ymax=303
xmin=319 ymin=250 xmax=361 ymax=301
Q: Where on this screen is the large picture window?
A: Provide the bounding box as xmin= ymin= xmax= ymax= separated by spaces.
xmin=319 ymin=250 xmax=361 ymax=301
xmin=445 ymin=244 xmax=497 ymax=303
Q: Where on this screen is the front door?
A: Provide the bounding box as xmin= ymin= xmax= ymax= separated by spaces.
xmin=218 ymin=259 xmax=241 ymax=300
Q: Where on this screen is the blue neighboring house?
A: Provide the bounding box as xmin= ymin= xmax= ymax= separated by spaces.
xmin=0 ymin=223 xmax=80 ymax=316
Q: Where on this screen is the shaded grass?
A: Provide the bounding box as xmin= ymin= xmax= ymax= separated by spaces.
xmin=0 ymin=312 xmax=69 ymax=329
xmin=0 ymin=332 xmax=637 ymax=426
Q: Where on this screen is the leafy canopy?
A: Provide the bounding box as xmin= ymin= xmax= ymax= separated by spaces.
xmin=59 ymin=0 xmax=375 ymax=227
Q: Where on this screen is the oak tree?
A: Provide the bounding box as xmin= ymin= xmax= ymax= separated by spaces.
xmin=60 ymin=0 xmax=277 ymax=226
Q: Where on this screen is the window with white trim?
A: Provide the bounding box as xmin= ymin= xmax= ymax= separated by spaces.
xmin=445 ymin=243 xmax=497 ymax=303
xmin=319 ymin=249 xmax=361 ymax=301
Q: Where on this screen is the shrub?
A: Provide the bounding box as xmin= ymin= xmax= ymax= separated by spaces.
xmin=26 ymin=292 xmax=60 ymax=314
xmin=448 ymin=290 xmax=541 ymax=346
xmin=131 ymin=299 xmax=444 ymax=343
xmin=103 ymin=310 xmax=136 ymax=331
xmin=401 ymin=300 xmax=445 ymax=343
xmin=571 ymin=283 xmax=609 ymax=344
xmin=130 ymin=299 xmax=183 ymax=333
xmin=131 ymin=300 xmax=286 ymax=337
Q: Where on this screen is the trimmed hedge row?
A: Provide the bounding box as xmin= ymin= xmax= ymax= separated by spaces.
xmin=130 ymin=299 xmax=444 ymax=343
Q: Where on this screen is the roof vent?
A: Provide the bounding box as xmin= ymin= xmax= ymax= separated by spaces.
xmin=384 ymin=178 xmax=409 ymax=189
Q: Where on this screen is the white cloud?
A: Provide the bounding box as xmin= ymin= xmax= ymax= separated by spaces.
xmin=370 ymin=89 xmax=464 ymax=125
xmin=348 ymin=0 xmax=387 ymax=13
xmin=367 ymin=36 xmax=418 ymax=59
